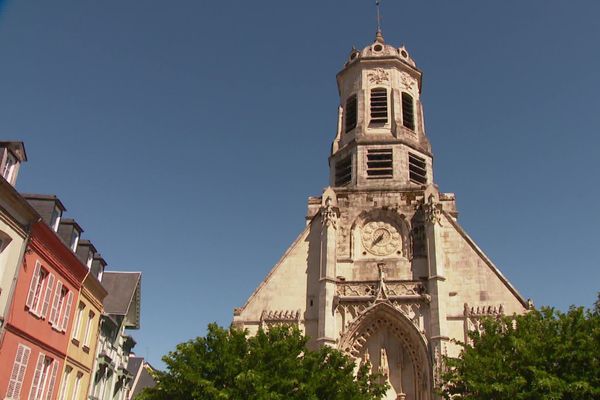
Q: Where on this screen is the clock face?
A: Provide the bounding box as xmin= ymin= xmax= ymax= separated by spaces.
xmin=361 ymin=221 xmax=402 ymax=256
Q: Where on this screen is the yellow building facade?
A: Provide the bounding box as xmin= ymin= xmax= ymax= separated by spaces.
xmin=59 ymin=273 xmax=107 ymax=400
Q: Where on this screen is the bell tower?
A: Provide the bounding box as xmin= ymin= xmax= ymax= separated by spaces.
xmin=234 ymin=20 xmax=530 ymax=400
xmin=330 ymin=31 xmax=432 ymax=190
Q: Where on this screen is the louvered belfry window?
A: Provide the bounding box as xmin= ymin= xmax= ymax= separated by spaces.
xmin=367 ymin=149 xmax=393 ymax=178
xmin=335 ymin=155 xmax=352 ymax=186
xmin=408 ymin=152 xmax=427 ymax=184
xmin=345 ymin=95 xmax=357 ymax=133
xmin=370 ymin=88 xmax=388 ymax=124
xmin=402 ymin=92 xmax=415 ymax=130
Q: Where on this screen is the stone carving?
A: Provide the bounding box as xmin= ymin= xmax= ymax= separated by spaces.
xmin=400 ymin=72 xmax=416 ymax=91
xmin=421 ymin=194 xmax=442 ymax=225
xmin=463 ymin=303 xmax=504 ymax=344
xmin=321 ymin=196 xmax=339 ymax=228
xmin=432 ymin=341 xmax=447 ymax=387
xmin=380 ymin=348 xmax=390 ymax=378
xmin=367 ymin=68 xmax=389 ymax=84
xmin=339 ymin=309 xmax=429 ymax=398
xmin=335 ymin=270 xmax=427 ymax=333
xmin=336 ymin=280 xmax=426 ymax=299
xmin=260 ymin=309 xmax=301 ymax=327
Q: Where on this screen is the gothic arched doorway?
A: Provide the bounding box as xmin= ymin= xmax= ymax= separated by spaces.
xmin=339 ymin=302 xmax=432 ymax=400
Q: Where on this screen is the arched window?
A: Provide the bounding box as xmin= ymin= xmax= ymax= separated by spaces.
xmin=402 ymin=92 xmax=415 ymax=130
xmin=345 ymin=95 xmax=357 ymax=133
xmin=370 ymin=88 xmax=388 ymax=124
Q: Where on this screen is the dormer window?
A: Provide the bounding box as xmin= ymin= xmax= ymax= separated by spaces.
xmin=49 ymin=206 xmax=62 ymax=232
xmin=370 ymin=88 xmax=388 ymax=125
xmin=1 ymin=151 xmax=17 ymax=183
xmin=86 ymin=252 xmax=93 ymax=268
xmin=345 ymin=95 xmax=357 ymax=133
xmin=402 ymin=92 xmax=415 ymax=131
xmin=69 ymin=229 xmax=80 ymax=252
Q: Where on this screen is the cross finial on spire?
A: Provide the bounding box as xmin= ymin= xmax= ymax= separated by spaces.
xmin=375 ymin=0 xmax=385 ymax=43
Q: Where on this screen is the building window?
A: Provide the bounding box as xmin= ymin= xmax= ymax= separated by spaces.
xmin=70 ymin=372 xmax=82 ymax=400
xmin=49 ymin=283 xmax=73 ymax=332
xmin=367 ymin=149 xmax=393 ymax=179
xmin=58 ymin=366 xmax=72 ymax=400
xmin=6 ymin=344 xmax=31 ymax=400
xmin=69 ymin=230 xmax=79 ymax=252
xmin=408 ymin=152 xmax=427 ymax=184
xmin=72 ymin=303 xmax=85 ymax=342
xmin=2 ymin=151 xmax=17 ymax=183
xmin=0 ymin=230 xmax=13 ymax=252
xmin=28 ymin=354 xmax=56 ymax=400
xmin=402 ymin=92 xmax=415 ymax=131
xmin=26 ymin=261 xmax=54 ymax=318
xmin=83 ymin=311 xmax=95 ymax=349
xmin=345 ymin=95 xmax=357 ymax=133
xmin=86 ymin=252 xmax=93 ymax=268
xmin=369 ymin=88 xmax=388 ymax=125
xmin=49 ymin=206 xmax=62 ymax=232
xmin=334 ymin=155 xmax=352 ymax=186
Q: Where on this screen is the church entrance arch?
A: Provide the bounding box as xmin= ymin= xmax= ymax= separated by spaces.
xmin=339 ymin=302 xmax=432 ymax=400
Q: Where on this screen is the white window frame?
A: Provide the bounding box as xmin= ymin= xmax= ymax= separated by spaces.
xmin=28 ymin=353 xmax=51 ymax=400
xmin=26 ymin=262 xmax=49 ymax=317
xmin=58 ymin=366 xmax=72 ymax=400
xmin=49 ymin=281 xmax=64 ymax=326
xmin=2 ymin=150 xmax=17 ymax=183
xmin=49 ymin=206 xmax=62 ymax=232
xmin=72 ymin=302 xmax=85 ymax=342
xmin=70 ymin=372 xmax=82 ymax=400
xmin=83 ymin=311 xmax=95 ymax=348
xmin=69 ymin=230 xmax=79 ymax=252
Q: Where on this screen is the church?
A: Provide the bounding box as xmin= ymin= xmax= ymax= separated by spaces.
xmin=233 ymin=29 xmax=529 ymax=400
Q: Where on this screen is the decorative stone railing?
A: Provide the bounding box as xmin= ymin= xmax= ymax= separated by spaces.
xmin=335 ymin=280 xmax=428 ymax=302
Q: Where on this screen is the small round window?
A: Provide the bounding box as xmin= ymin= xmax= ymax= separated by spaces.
xmin=373 ymin=44 xmax=383 ymax=52
xmin=400 ymin=50 xmax=408 ymax=58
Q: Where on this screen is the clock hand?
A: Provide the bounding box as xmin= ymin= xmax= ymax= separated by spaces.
xmin=372 ymin=233 xmax=384 ymax=246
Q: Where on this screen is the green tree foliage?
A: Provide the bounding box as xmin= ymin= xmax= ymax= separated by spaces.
xmin=137 ymin=323 xmax=387 ymax=400
xmin=441 ymin=303 xmax=600 ymax=400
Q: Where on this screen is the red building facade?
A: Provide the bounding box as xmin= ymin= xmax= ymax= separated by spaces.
xmin=0 ymin=220 xmax=87 ymax=400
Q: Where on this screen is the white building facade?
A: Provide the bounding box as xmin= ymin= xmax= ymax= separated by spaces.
xmin=234 ymin=32 xmax=529 ymax=400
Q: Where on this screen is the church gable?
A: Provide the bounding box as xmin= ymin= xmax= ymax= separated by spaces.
xmin=233 ymin=220 xmax=321 ymax=333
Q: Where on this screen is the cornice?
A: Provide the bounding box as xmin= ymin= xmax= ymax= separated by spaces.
xmin=29 ymin=222 xmax=88 ymax=288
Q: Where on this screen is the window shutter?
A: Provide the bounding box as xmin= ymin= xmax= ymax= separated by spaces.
xmin=370 ymin=88 xmax=388 ymax=124
xmin=14 ymin=345 xmax=31 ymax=399
xmin=401 ymin=92 xmax=415 ymax=130
xmin=28 ymin=353 xmax=46 ymax=400
xmin=61 ymin=291 xmax=74 ymax=332
xmin=44 ymin=361 xmax=59 ymax=400
xmin=26 ymin=261 xmax=41 ymax=309
xmin=49 ymin=281 xmax=63 ymax=326
xmin=40 ymin=273 xmax=55 ymax=319
xmin=6 ymin=344 xmax=31 ymax=399
xmin=345 ymin=95 xmax=357 ymax=133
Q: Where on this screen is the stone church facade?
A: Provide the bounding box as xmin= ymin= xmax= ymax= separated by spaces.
xmin=233 ymin=32 xmax=529 ymax=400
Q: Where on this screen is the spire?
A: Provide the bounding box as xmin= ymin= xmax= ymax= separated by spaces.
xmin=375 ymin=0 xmax=385 ymax=43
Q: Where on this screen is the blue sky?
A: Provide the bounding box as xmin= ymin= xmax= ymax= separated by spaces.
xmin=0 ymin=1 xmax=599 ymax=367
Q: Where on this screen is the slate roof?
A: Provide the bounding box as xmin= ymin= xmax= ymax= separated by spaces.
xmin=127 ymin=356 xmax=157 ymax=398
xmin=102 ymin=271 xmax=141 ymax=315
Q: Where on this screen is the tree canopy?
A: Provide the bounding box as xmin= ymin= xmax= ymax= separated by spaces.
xmin=441 ymin=301 xmax=600 ymax=400
xmin=138 ymin=323 xmax=387 ymax=400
